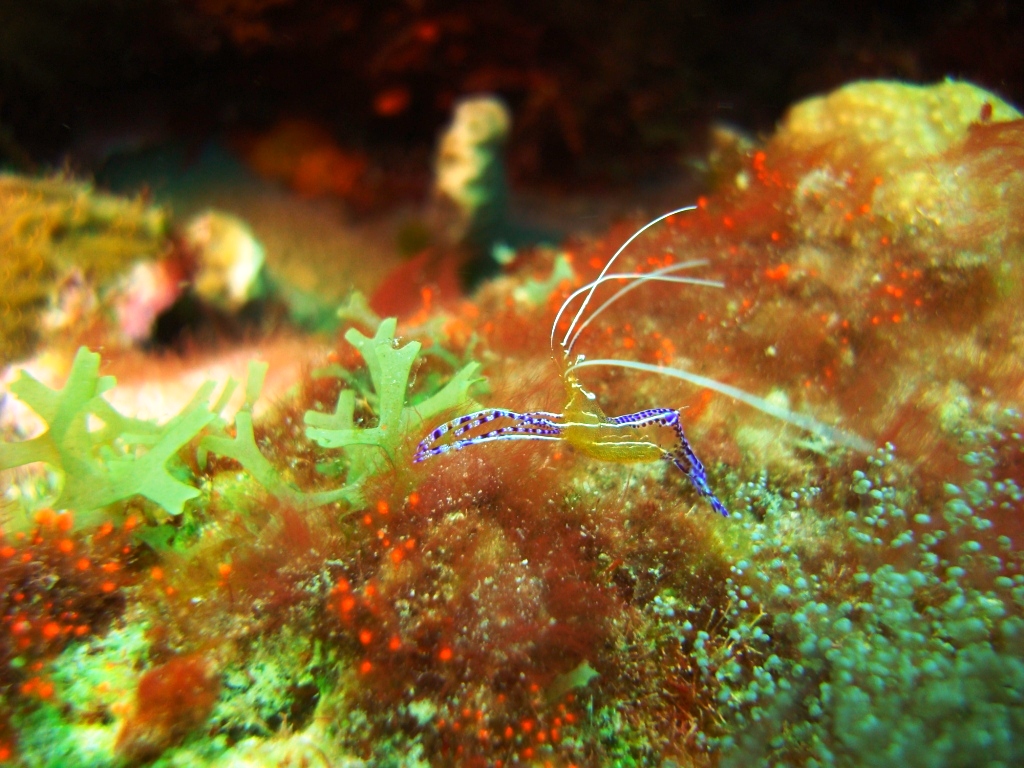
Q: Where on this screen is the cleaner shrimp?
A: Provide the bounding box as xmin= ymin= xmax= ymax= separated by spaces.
xmin=413 ymin=206 xmax=872 ymax=516
xmin=413 ymin=206 xmax=731 ymax=516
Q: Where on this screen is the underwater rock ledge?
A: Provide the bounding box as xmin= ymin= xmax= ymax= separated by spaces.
xmin=1 ymin=78 xmax=1023 ymax=767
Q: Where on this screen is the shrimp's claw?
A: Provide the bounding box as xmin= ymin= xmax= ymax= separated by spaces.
xmin=414 ymin=408 xmax=562 ymax=462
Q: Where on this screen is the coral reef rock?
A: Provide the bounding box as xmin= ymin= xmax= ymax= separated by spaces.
xmin=0 ymin=173 xmax=169 ymax=362
xmin=432 ymin=95 xmax=511 ymax=266
xmin=185 ymin=210 xmax=267 ymax=312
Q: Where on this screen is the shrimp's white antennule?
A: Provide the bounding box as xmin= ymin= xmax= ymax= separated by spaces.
xmin=550 ymin=260 xmax=713 ymax=353
xmin=571 ymin=358 xmax=874 ymax=453
xmin=565 ymin=261 xmax=724 ymax=354
xmin=554 ymin=206 xmax=696 ymax=353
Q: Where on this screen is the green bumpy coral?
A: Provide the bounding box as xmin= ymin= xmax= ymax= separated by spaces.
xmin=705 ymin=433 xmax=1024 ymax=768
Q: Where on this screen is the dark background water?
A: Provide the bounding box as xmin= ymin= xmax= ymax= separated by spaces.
xmin=1 ymin=0 xmax=1020 ymax=188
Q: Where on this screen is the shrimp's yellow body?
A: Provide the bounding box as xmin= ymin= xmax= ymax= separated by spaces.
xmin=559 ymin=357 xmax=666 ymax=465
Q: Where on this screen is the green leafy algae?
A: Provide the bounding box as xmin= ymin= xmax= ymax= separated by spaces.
xmin=0 ymin=347 xmax=215 ymax=526
xmin=0 ymin=319 xmax=484 ymax=532
xmin=304 ymin=317 xmax=483 ymax=505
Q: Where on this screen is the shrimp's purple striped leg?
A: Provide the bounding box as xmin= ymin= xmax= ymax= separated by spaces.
xmin=414 ymin=409 xmax=564 ymax=462
xmin=611 ymin=408 xmax=729 ymax=517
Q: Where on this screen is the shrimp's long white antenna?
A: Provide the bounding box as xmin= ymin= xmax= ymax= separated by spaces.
xmin=572 ymin=358 xmax=874 ymax=453
xmin=550 ymin=259 xmax=710 ymax=352
xmin=565 ymin=262 xmax=724 ymax=354
xmin=556 ymin=206 xmax=696 ymax=352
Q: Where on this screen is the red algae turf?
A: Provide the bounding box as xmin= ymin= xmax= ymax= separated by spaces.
xmin=115 ymin=654 xmax=221 ymax=763
xmin=0 ymin=511 xmax=135 ymax=700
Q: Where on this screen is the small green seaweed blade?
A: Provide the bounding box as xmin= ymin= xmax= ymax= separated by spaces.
xmin=305 ymin=318 xmax=484 ymax=495
xmin=0 ymin=347 xmax=216 ymax=519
